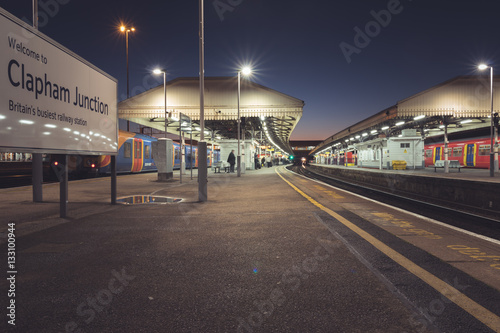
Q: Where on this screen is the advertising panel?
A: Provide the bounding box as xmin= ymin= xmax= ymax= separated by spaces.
xmin=0 ymin=8 xmax=117 ymax=154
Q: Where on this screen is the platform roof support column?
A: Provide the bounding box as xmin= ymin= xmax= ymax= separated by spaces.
xmin=495 ymin=120 xmax=499 ymax=172
xmin=421 ymin=126 xmax=426 ymax=169
xmin=180 ymin=132 xmax=185 ymax=184
xmin=379 ymin=147 xmax=383 ymax=170
xmin=190 ymin=131 xmax=193 ymax=180
xmin=444 ymin=121 xmax=449 ymax=173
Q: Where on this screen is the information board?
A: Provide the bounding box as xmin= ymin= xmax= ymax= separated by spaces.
xmin=0 ymin=8 xmax=117 ymax=154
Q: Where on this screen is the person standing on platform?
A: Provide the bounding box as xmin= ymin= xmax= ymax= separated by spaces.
xmin=265 ymin=154 xmax=272 ymax=168
xmin=254 ymin=153 xmax=261 ymax=169
xmin=227 ymin=150 xmax=236 ymax=173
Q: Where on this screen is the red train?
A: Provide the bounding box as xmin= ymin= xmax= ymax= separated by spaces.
xmin=424 ymin=137 xmax=496 ymax=168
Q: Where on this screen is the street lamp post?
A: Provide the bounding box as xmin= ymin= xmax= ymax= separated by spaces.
xmin=237 ymin=67 xmax=251 ymax=177
xmin=479 ymin=64 xmax=495 ymax=177
xmin=153 ymin=69 xmax=168 ymax=137
xmin=120 ymin=25 xmax=135 ymax=98
xmin=199 ymin=0 xmax=207 ymax=201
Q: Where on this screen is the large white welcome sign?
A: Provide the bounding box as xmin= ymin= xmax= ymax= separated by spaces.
xmin=0 ymin=8 xmax=117 ymax=154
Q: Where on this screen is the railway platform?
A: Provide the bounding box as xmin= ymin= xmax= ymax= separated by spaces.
xmin=308 ymin=163 xmax=500 ymax=219
xmin=1 ymin=165 xmax=499 ymax=332
xmin=310 ymin=162 xmax=500 ymax=182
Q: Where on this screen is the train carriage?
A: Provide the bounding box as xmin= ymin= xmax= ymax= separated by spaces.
xmin=424 ymin=137 xmax=492 ymax=169
xmin=96 ymin=130 xmax=219 ymax=174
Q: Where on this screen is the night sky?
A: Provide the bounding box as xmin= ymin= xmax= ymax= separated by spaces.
xmin=2 ymin=0 xmax=500 ymax=140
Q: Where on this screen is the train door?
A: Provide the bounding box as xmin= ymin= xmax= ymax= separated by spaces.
xmin=464 ymin=144 xmax=476 ymax=167
xmin=173 ymin=144 xmax=181 ymax=169
xmin=131 ymin=138 xmax=143 ymax=172
xmin=434 ymin=146 xmax=442 ymax=164
xmin=142 ymin=141 xmax=154 ymax=170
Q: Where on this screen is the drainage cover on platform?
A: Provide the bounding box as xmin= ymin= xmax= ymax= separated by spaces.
xmin=117 ymin=195 xmax=182 ymax=205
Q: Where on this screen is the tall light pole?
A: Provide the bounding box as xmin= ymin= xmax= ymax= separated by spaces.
xmin=33 ymin=0 xmax=38 ymax=29
xmin=120 ymin=25 xmax=135 ymax=98
xmin=199 ymin=0 xmax=207 ymax=201
xmin=31 ymin=0 xmax=43 ymax=203
xmin=153 ymin=69 xmax=168 ymax=137
xmin=237 ymin=67 xmax=252 ymax=177
xmin=479 ymin=64 xmax=495 ymax=177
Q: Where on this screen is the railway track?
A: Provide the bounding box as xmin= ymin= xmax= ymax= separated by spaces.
xmin=0 ymin=174 xmax=36 ymax=188
xmin=290 ymin=165 xmax=500 ymax=241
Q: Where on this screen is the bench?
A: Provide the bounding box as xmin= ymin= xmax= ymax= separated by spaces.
xmin=214 ymin=161 xmax=223 ymax=173
xmin=434 ymin=160 xmax=462 ymax=172
xmin=214 ymin=161 xmax=230 ymax=173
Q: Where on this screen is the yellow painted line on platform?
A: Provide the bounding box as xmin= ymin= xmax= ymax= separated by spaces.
xmin=313 ymin=185 xmax=344 ymax=199
xmin=276 ymin=168 xmax=500 ymax=332
xmin=323 ymin=190 xmax=344 ymax=199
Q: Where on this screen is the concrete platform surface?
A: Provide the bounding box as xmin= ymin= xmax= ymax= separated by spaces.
xmin=0 ymin=166 xmax=436 ymax=332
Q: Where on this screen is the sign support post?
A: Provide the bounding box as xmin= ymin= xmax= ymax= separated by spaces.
xmin=59 ymin=155 xmax=68 ymax=218
xmin=32 ymin=153 xmax=43 ymax=202
xmin=111 ymin=156 xmax=117 ymax=204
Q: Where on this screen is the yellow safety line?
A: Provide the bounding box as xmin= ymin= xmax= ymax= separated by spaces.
xmin=276 ymin=168 xmax=500 ymax=332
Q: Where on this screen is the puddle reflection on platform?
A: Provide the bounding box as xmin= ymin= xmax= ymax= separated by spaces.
xmin=117 ymin=195 xmax=182 ymax=205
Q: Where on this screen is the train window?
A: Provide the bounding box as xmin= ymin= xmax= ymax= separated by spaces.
xmin=175 ymin=147 xmax=181 ymax=160
xmin=425 ymin=149 xmax=433 ymax=158
xmin=400 ymin=143 xmax=410 ymax=148
xmin=144 ymin=145 xmax=151 ymax=159
xmin=124 ymin=142 xmax=131 ymax=158
xmin=452 ymin=147 xmax=462 ymax=157
xmin=478 ymin=145 xmax=490 ymax=156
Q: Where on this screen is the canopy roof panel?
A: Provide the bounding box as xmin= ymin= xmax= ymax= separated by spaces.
xmin=118 ymin=77 xmax=304 ymax=154
xmin=311 ymin=75 xmax=498 ymax=155
xmin=398 ymin=75 xmax=500 ymax=117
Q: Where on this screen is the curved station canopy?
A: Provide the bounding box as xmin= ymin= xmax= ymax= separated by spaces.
xmin=118 ymin=77 xmax=304 ymax=155
xmin=311 ymin=75 xmax=500 ymax=155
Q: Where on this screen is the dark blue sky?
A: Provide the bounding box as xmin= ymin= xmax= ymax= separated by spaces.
xmin=2 ymin=0 xmax=500 ymax=140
